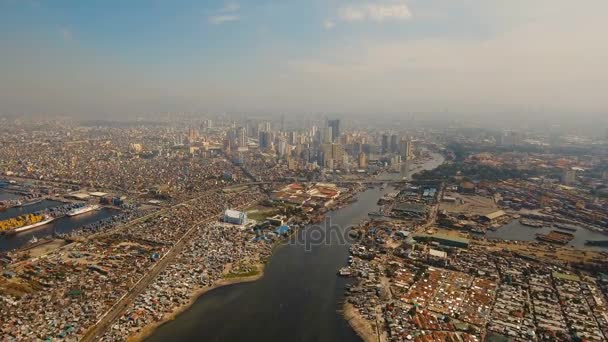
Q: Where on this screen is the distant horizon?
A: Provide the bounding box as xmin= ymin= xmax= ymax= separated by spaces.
xmin=1 ymin=0 xmax=608 ymax=122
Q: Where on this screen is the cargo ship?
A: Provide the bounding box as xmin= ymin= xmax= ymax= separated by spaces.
xmin=2 ymin=214 xmax=55 ymax=235
xmin=67 ymin=204 xmax=100 ymax=217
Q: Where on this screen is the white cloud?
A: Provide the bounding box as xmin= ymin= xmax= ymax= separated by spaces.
xmin=338 ymin=2 xmax=411 ymax=22
xmin=323 ymin=20 xmax=336 ymax=30
xmin=209 ymin=15 xmax=240 ymax=24
xmin=209 ymin=2 xmax=240 ymax=25
xmin=284 ymin=3 xmax=608 ymax=115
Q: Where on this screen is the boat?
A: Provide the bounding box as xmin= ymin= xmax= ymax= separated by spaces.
xmin=535 ymin=230 xmax=574 ymax=245
xmin=368 ymin=211 xmax=385 ymax=218
xmin=338 ymin=267 xmax=352 ymax=277
xmin=554 ymin=223 xmax=577 ymax=232
xmin=520 ymin=219 xmax=544 ymax=228
xmin=585 ymin=240 xmax=608 ymax=247
xmin=22 ymin=199 xmax=42 ymax=207
xmin=0 ymin=213 xmax=46 ymax=234
xmin=67 ymin=204 xmax=100 ymax=217
xmin=5 ymin=215 xmax=55 ymax=235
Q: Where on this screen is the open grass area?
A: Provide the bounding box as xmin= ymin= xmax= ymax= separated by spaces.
xmin=246 ymin=207 xmax=280 ymax=221
xmin=223 ymin=268 xmax=260 ymax=279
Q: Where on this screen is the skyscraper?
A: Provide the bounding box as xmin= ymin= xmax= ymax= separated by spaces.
xmin=237 ymin=127 xmax=247 ymax=147
xmin=358 ymin=152 xmax=367 ymax=169
xmin=259 ymin=131 xmax=272 ymax=150
xmin=381 ymin=134 xmax=389 ymax=154
xmin=322 ymin=127 xmax=333 ymax=144
xmin=390 ymin=134 xmax=398 ymax=153
xmin=327 ymin=119 xmax=340 ymax=142
xmin=401 ymin=138 xmax=413 ymax=160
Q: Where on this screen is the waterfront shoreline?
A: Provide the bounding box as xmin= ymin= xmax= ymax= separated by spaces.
xmin=343 ymin=302 xmax=379 ymax=342
xmin=127 ymin=264 xmax=265 ymax=342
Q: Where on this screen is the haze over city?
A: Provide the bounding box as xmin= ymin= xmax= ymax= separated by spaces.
xmin=1 ymin=0 xmax=607 ymax=126
xmin=1 ymin=2 xmax=608 ymax=342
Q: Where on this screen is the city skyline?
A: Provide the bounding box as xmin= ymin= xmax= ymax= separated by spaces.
xmin=1 ymin=0 xmax=607 ymax=121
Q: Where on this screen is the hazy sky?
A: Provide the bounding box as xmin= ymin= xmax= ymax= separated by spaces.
xmin=1 ymin=0 xmax=607 ymax=119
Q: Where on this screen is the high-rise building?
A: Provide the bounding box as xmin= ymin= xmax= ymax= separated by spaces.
xmin=327 ymin=119 xmax=340 ymax=142
xmin=259 ymin=131 xmax=272 ymax=150
xmin=390 ymin=134 xmax=398 ymax=153
xmin=401 ymin=138 xmax=413 ymax=160
xmin=277 ymin=138 xmax=287 ymax=157
xmin=202 ymin=119 xmax=213 ymax=129
xmin=358 ymin=152 xmax=367 ymax=169
xmin=381 ymin=134 xmax=389 ymax=154
xmin=237 ymin=127 xmax=247 ymax=147
xmin=289 ymin=131 xmax=298 ymax=145
xmin=188 ymin=127 xmax=198 ymax=142
xmin=322 ymin=127 xmax=333 ymax=144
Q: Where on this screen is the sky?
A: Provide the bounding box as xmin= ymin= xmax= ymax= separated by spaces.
xmin=1 ymin=0 xmax=607 ymax=121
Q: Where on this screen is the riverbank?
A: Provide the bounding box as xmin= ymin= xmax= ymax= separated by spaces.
xmin=127 ymin=263 xmax=265 ymax=342
xmin=343 ymin=302 xmax=380 ymax=342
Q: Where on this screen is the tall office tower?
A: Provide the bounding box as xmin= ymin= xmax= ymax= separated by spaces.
xmin=289 ymin=131 xmax=298 ymax=145
xmin=237 ymin=127 xmax=247 ymax=147
xmin=263 ymin=121 xmax=271 ymax=132
xmin=327 ymin=119 xmax=340 ymax=142
xmin=381 ymin=134 xmax=389 ymax=154
xmin=331 ymin=143 xmax=344 ymax=162
xmin=259 ymin=131 xmax=272 ymax=150
xmin=390 ymin=134 xmax=398 ymax=153
xmin=187 ymin=127 xmax=199 ymax=141
xmin=310 ymin=125 xmax=318 ymax=138
xmin=277 ymin=138 xmax=287 ymax=157
xmin=401 ymin=138 xmax=413 ymax=160
xmin=358 ymin=152 xmax=368 ymax=169
xmin=322 ymin=127 xmax=333 ymax=144
xmin=201 ymin=119 xmax=213 ymax=129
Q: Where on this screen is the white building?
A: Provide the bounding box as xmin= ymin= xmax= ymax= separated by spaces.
xmin=224 ymin=209 xmax=247 ymax=225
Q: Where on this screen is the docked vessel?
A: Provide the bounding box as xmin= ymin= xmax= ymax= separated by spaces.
xmin=338 ymin=267 xmax=352 ymax=277
xmin=520 ymin=219 xmax=544 ymax=228
xmin=67 ymin=204 xmax=100 ymax=217
xmin=554 ymin=223 xmax=578 ymax=232
xmin=0 ymin=213 xmax=46 ymax=234
xmin=4 ymin=215 xmax=55 ymax=235
xmin=22 ymin=199 xmax=43 ymax=207
xmin=536 ymin=230 xmax=574 ymax=245
xmin=585 ymin=240 xmax=608 ymax=247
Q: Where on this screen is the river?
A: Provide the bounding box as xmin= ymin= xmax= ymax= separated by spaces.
xmin=146 ymin=153 xmax=445 ymax=342
xmin=0 ymin=196 xmax=119 ymax=252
